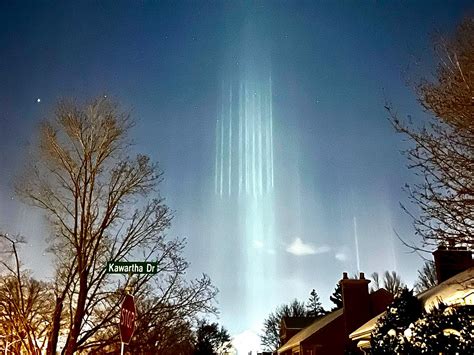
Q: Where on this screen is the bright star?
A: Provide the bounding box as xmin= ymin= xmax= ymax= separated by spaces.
xmin=36 ymin=98 xmax=41 ymax=103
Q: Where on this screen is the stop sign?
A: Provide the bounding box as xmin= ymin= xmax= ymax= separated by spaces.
xmin=120 ymin=294 xmax=136 ymax=344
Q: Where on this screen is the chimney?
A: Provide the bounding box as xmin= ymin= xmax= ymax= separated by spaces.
xmin=433 ymin=244 xmax=473 ymax=284
xmin=340 ymin=272 xmax=371 ymax=348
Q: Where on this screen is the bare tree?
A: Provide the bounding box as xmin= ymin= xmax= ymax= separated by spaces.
xmin=414 ymin=261 xmax=437 ymax=294
xmin=370 ymin=271 xmax=405 ymax=294
xmin=17 ymin=97 xmax=217 ymax=354
xmin=0 ymin=233 xmax=54 ymax=354
xmin=260 ymin=299 xmax=308 ymax=352
xmin=131 ymin=307 xmax=195 ymax=354
xmin=388 ymin=17 xmax=474 ymax=249
xmin=132 ymin=274 xmax=216 ymax=354
xmin=82 ymin=270 xmax=217 ymax=353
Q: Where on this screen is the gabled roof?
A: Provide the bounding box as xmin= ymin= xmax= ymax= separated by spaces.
xmin=278 ymin=309 xmax=344 ymax=353
xmin=418 ymin=266 xmax=474 ymax=310
xmin=349 ymin=313 xmax=383 ymax=341
xmin=350 ymin=266 xmax=474 ymax=342
xmin=281 ymin=316 xmax=319 ymax=330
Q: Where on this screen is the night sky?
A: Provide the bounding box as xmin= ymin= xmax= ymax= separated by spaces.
xmin=1 ymin=1 xmax=472 ymax=352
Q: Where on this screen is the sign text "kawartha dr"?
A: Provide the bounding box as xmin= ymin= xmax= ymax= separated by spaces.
xmin=106 ymin=261 xmax=158 ymax=274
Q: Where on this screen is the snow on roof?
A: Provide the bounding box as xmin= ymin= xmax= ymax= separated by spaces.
xmin=350 ymin=266 xmax=474 ymax=342
xmin=418 ymin=266 xmax=474 ymax=310
xmin=278 ymin=309 xmax=343 ymax=353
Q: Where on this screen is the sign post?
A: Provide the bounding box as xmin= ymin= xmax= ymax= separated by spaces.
xmin=119 ymin=294 xmax=136 ymax=354
xmin=107 ymin=262 xmax=153 ymax=353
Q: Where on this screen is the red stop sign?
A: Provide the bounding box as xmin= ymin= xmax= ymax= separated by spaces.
xmin=120 ymin=294 xmax=136 ymax=344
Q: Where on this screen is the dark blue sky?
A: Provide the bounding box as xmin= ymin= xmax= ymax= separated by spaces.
xmin=1 ymin=0 xmax=472 ymax=348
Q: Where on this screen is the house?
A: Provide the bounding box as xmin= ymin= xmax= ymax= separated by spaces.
xmin=277 ymin=272 xmax=393 ymax=355
xmin=350 ymin=245 xmax=474 ymax=353
xmin=280 ymin=316 xmax=319 ymax=346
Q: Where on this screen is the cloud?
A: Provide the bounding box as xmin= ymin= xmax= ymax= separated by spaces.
xmin=335 ymin=246 xmax=351 ymax=261
xmin=335 ymin=252 xmax=348 ymax=261
xmin=252 ymin=241 xmax=277 ymax=255
xmin=286 ymin=238 xmax=331 ymax=256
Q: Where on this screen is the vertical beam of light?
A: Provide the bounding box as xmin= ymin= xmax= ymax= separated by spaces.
xmin=265 ymin=87 xmax=271 ymax=193
xmin=251 ymin=86 xmax=256 ymax=198
xmin=220 ymin=99 xmax=224 ymax=197
xmin=238 ymin=82 xmax=243 ymax=196
xmin=353 ymin=216 xmax=361 ymax=272
xmin=245 ymin=83 xmax=249 ymax=195
xmin=261 ymin=86 xmax=265 ymax=195
xmin=215 ymin=74 xmax=273 ymax=197
xmin=248 ymin=86 xmax=252 ymax=197
xmin=228 ymin=84 xmax=233 ymax=197
xmin=257 ymin=88 xmax=263 ymax=195
xmin=211 ymin=25 xmax=279 ymax=343
xmin=269 ymin=75 xmax=274 ymax=188
xmin=215 ymin=117 xmax=220 ymax=195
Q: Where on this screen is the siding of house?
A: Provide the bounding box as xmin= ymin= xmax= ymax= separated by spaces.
xmin=278 ymin=274 xmax=394 ymax=355
xmin=300 ymin=315 xmax=345 ymax=355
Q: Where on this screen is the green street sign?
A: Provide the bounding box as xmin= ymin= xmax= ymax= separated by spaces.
xmin=106 ymin=261 xmax=158 ymax=274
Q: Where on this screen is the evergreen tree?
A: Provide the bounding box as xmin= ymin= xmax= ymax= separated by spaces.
xmin=371 ymin=299 xmax=473 ymax=354
xmin=408 ymin=304 xmax=474 ymax=353
xmin=306 ymin=289 xmax=325 ymax=317
xmin=370 ymin=288 xmax=422 ymax=354
xmin=329 ymin=283 xmax=343 ymax=310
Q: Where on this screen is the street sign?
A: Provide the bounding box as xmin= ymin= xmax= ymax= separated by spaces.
xmin=120 ymin=294 xmax=136 ymax=344
xmin=106 ymin=261 xmax=158 ymax=274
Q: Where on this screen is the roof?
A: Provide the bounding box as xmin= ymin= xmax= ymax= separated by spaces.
xmin=349 ymin=312 xmax=383 ymax=341
xmin=350 ymin=266 xmax=474 ymax=342
xmin=418 ymin=266 xmax=474 ymax=310
xmin=278 ymin=309 xmax=343 ymax=353
xmin=281 ymin=316 xmax=319 ymax=330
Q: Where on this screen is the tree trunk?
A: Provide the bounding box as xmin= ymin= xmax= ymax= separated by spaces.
xmin=63 ymin=270 xmax=88 ymax=355
xmin=46 ymin=296 xmax=64 ymax=355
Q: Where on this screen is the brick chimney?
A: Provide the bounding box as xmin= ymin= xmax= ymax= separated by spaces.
xmin=340 ymin=272 xmax=371 ymax=349
xmin=433 ymin=244 xmax=473 ymax=284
